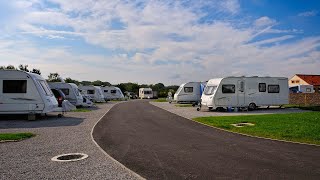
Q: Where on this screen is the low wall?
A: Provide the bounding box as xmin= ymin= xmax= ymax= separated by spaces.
xmin=289 ymin=93 xmax=320 ymax=105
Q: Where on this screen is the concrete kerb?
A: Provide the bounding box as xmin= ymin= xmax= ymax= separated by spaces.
xmin=90 ymin=101 xmax=145 ymax=180
xmin=149 ymin=102 xmax=320 ymax=147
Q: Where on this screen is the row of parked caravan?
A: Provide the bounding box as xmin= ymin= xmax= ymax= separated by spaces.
xmin=0 ymin=70 xmax=125 ymax=116
xmin=173 ymin=77 xmax=289 ymax=111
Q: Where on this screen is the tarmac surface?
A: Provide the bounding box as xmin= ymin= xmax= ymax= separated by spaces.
xmin=0 ymin=103 xmax=141 ymax=180
xmin=93 ymin=100 xmax=320 ymax=179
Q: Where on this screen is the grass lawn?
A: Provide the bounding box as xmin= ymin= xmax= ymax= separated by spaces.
xmin=175 ymin=104 xmax=193 ymax=107
xmin=0 ymin=133 xmax=35 ymax=141
xmin=193 ymin=112 xmax=320 ymax=145
xmin=152 ymin=98 xmax=167 ymax=102
xmin=71 ymin=108 xmax=91 ymax=112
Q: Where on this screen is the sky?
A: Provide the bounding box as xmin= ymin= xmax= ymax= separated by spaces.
xmin=0 ymin=0 xmax=319 ymax=85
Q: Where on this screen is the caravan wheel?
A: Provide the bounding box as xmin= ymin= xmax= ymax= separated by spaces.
xmin=248 ymin=103 xmax=256 ymax=111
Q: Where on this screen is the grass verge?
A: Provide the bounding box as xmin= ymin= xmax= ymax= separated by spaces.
xmin=152 ymin=98 xmax=167 ymax=102
xmin=175 ymin=104 xmax=193 ymax=107
xmin=283 ymin=104 xmax=320 ymax=111
xmin=193 ymin=112 xmax=320 ymax=145
xmin=0 ymin=133 xmax=35 ymax=142
xmin=71 ymin=108 xmax=91 ymax=112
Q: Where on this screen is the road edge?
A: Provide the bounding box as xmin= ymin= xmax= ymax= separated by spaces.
xmin=149 ymin=102 xmax=320 ymax=147
xmin=90 ymin=101 xmax=146 ymax=180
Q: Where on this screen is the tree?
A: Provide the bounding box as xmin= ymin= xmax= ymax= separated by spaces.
xmin=81 ymin=81 xmax=92 ymax=86
xmin=65 ymin=77 xmax=79 ymax=85
xmin=18 ymin=64 xmax=29 ymax=72
xmin=102 ymin=81 xmax=111 ymax=86
xmin=92 ymin=80 xmax=103 ymax=86
xmin=6 ymin=65 xmax=16 ymax=70
xmin=0 ymin=66 xmax=5 ymax=70
xmin=31 ymin=68 xmax=41 ymax=75
xmin=47 ymin=73 xmax=61 ymax=82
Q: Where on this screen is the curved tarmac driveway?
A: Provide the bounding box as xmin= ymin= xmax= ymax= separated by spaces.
xmin=93 ymin=100 xmax=320 ymax=179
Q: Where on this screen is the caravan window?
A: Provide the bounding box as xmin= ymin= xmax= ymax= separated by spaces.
xmin=104 ymin=90 xmax=108 ymax=92
xmin=259 ymin=83 xmax=266 ymax=92
xmin=87 ymin=90 xmax=95 ymax=94
xmin=74 ymin=88 xmax=80 ymax=96
xmin=268 ymin=85 xmax=280 ymax=93
xmin=144 ymin=91 xmax=152 ymax=94
xmin=111 ymin=90 xmax=116 ymax=94
xmin=184 ymin=87 xmax=193 ymax=93
xmin=222 ymin=85 xmax=235 ymax=93
xmin=60 ymin=88 xmax=69 ymax=95
xmin=204 ymin=86 xmax=217 ymax=95
xmin=3 ymin=80 xmax=27 ymax=93
xmin=39 ymin=80 xmax=53 ymax=96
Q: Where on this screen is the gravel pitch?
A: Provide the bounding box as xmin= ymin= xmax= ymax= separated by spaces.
xmin=150 ymin=102 xmax=308 ymax=119
xmin=0 ymin=102 xmax=141 ymax=180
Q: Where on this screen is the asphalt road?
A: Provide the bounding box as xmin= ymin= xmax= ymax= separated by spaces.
xmin=93 ymin=100 xmax=320 ymax=179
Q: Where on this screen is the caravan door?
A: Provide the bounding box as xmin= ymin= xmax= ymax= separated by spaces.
xmin=237 ymin=80 xmax=245 ymax=107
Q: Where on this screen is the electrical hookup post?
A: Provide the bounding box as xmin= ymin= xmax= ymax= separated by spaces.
xmin=167 ymin=91 xmax=173 ymax=103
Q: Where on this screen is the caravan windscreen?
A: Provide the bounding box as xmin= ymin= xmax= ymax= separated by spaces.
xmin=204 ymin=86 xmax=217 ymax=95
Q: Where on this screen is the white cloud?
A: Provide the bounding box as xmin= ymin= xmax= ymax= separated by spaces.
xmin=298 ymin=10 xmax=318 ymax=17
xmin=0 ymin=1 xmax=319 ymax=85
xmin=254 ymin=16 xmax=277 ymax=27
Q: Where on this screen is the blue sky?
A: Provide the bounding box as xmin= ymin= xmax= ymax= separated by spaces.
xmin=0 ymin=0 xmax=319 ymax=85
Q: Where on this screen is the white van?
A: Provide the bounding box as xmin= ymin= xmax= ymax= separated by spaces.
xmin=78 ymin=85 xmax=105 ymax=103
xmin=101 ymin=86 xmax=125 ymax=100
xmin=201 ymin=77 xmax=289 ymax=111
xmin=174 ymin=82 xmax=206 ymax=103
xmin=48 ymin=82 xmax=83 ymax=106
xmin=289 ymin=85 xmax=314 ymax=93
xmin=139 ymin=88 xmax=153 ymax=99
xmin=0 ymin=70 xmax=59 ymax=114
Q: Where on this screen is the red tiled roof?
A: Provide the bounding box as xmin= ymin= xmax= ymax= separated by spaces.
xmin=296 ymin=74 xmax=320 ymax=85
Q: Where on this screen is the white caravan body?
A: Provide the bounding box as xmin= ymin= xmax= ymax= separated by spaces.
xmin=289 ymin=85 xmax=314 ymax=93
xmin=201 ymin=77 xmax=289 ymax=110
xmin=101 ymin=86 xmax=125 ymax=100
xmin=48 ymin=82 xmax=83 ymax=106
xmin=79 ymin=85 xmax=105 ymax=102
xmin=0 ymin=70 xmax=59 ymax=114
xmin=139 ymin=88 xmax=153 ymax=99
xmin=174 ymin=82 xmax=206 ymax=103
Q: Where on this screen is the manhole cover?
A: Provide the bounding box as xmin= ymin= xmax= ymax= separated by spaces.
xmin=51 ymin=153 xmax=88 ymax=162
xmin=231 ymin=122 xmax=255 ymax=127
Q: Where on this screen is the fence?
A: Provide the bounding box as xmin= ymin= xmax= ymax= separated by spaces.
xmin=289 ymin=93 xmax=320 ymax=105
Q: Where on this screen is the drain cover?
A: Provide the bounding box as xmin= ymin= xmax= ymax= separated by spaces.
xmin=231 ymin=122 xmax=255 ymax=127
xmin=51 ymin=153 xmax=88 ymax=162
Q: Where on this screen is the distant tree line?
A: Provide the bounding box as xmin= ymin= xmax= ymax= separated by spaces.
xmin=1 ymin=64 xmax=179 ymax=97
xmin=0 ymin=64 xmax=41 ymax=75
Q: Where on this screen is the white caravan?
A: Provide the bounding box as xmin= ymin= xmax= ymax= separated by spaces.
xmin=289 ymin=85 xmax=314 ymax=93
xmin=0 ymin=70 xmax=59 ymax=114
xmin=79 ymin=85 xmax=105 ymax=103
xmin=201 ymin=77 xmax=289 ymax=111
xmin=139 ymin=88 xmax=153 ymax=99
xmin=101 ymin=86 xmax=125 ymax=100
xmin=174 ymin=82 xmax=206 ymax=103
xmin=48 ymin=82 xmax=84 ymax=106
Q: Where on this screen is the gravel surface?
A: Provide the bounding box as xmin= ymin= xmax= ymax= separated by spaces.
xmin=150 ymin=102 xmax=308 ymax=119
xmin=0 ymin=102 xmax=141 ymax=180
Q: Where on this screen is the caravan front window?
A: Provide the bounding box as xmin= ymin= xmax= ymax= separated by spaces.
xmin=204 ymin=86 xmax=217 ymax=95
xmin=111 ymin=90 xmax=116 ymax=94
xmin=60 ymin=88 xmax=69 ymax=95
xmin=3 ymin=80 xmax=27 ymax=93
xmin=184 ymin=87 xmax=193 ymax=93
xmin=39 ymin=80 xmax=53 ymax=96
